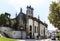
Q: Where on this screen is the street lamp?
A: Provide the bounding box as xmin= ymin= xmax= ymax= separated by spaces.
xmin=20 ymin=27 xmax=23 ymax=39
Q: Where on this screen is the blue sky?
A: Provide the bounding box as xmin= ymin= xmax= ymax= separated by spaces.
xmin=0 ymin=0 xmax=58 ymax=30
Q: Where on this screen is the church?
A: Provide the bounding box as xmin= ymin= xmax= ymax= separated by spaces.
xmin=0 ymin=6 xmax=48 ymax=39
xmin=14 ymin=6 xmax=48 ymax=39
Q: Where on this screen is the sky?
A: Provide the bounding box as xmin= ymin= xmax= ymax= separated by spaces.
xmin=0 ymin=0 xmax=58 ymax=31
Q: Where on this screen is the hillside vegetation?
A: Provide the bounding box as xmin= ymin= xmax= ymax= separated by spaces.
xmin=0 ymin=37 xmax=17 ymax=41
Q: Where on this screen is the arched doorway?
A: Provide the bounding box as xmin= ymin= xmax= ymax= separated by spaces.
xmin=29 ymin=25 xmax=32 ymax=38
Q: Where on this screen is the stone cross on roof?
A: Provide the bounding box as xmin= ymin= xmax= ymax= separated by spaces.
xmin=20 ymin=8 xmax=22 ymax=13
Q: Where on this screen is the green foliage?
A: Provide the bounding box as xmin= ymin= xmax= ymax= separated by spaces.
xmin=0 ymin=37 xmax=16 ymax=41
xmin=56 ymin=33 xmax=60 ymax=37
xmin=48 ymin=1 xmax=60 ymax=29
xmin=0 ymin=12 xmax=11 ymax=27
xmin=56 ymin=33 xmax=60 ymax=40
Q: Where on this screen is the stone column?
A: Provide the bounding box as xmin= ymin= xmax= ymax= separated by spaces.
xmin=32 ymin=20 xmax=34 ymax=39
xmin=26 ymin=15 xmax=29 ymax=38
xmin=37 ymin=21 xmax=40 ymax=39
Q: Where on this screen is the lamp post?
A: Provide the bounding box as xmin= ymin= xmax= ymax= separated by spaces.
xmin=44 ymin=27 xmax=45 ymax=41
xmin=44 ymin=27 xmax=45 ymax=38
xmin=20 ymin=27 xmax=23 ymax=39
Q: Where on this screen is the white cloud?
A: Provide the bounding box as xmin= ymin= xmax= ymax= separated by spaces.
xmin=7 ymin=0 xmax=57 ymax=11
xmin=7 ymin=0 xmax=45 ymax=11
xmin=9 ymin=0 xmax=44 ymax=5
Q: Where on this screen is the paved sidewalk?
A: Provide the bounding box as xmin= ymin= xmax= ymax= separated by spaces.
xmin=17 ymin=39 xmax=52 ymax=41
xmin=17 ymin=38 xmax=60 ymax=41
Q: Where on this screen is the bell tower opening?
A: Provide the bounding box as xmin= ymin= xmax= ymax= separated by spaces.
xmin=26 ymin=6 xmax=34 ymax=17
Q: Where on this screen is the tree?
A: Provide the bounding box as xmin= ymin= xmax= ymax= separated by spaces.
xmin=48 ymin=1 xmax=60 ymax=29
xmin=5 ymin=12 xmax=11 ymax=27
xmin=0 ymin=12 xmax=11 ymax=27
xmin=56 ymin=33 xmax=60 ymax=40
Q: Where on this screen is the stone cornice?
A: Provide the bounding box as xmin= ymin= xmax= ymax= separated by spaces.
xmin=27 ymin=15 xmax=48 ymax=27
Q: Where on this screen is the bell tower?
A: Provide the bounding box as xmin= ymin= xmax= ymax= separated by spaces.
xmin=26 ymin=6 xmax=34 ymax=17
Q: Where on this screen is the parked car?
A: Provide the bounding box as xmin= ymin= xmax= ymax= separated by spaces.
xmin=51 ymin=35 xmax=56 ymax=40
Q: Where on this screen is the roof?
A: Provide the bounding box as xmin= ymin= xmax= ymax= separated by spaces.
xmin=27 ymin=15 xmax=48 ymax=27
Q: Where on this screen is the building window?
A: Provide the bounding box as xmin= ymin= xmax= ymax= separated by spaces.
xmin=41 ymin=29 xmax=44 ymax=34
xmin=30 ymin=25 xmax=32 ymax=31
xmin=41 ymin=30 xmax=43 ymax=34
xmin=35 ymin=26 xmax=36 ymax=33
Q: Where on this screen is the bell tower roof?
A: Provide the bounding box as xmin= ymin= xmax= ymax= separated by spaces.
xmin=27 ymin=5 xmax=34 ymax=10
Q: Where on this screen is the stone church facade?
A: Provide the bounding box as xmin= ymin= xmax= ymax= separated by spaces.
xmin=14 ymin=6 xmax=48 ymax=39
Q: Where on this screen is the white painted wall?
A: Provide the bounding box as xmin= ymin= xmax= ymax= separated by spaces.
xmin=40 ymin=24 xmax=44 ymax=36
xmin=28 ymin=19 xmax=33 ymax=26
xmin=34 ymin=21 xmax=38 ymax=27
xmin=40 ymin=23 xmax=48 ymax=38
xmin=34 ymin=21 xmax=38 ymax=39
xmin=28 ymin=19 xmax=33 ymax=31
xmin=0 ymin=27 xmax=12 ymax=32
xmin=34 ymin=21 xmax=38 ymax=33
xmin=45 ymin=27 xmax=48 ymax=38
xmin=6 ymin=31 xmax=26 ymax=39
xmin=0 ymin=27 xmax=26 ymax=39
xmin=11 ymin=31 xmax=21 ymax=38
